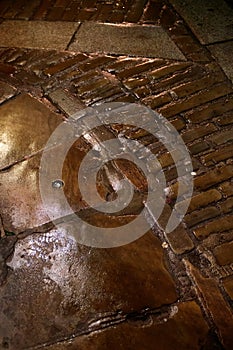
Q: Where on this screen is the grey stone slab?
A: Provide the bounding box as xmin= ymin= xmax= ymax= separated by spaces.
xmin=0 ymin=20 xmax=79 ymax=50
xmin=170 ymin=0 xmax=233 ymax=44
xmin=208 ymin=41 xmax=233 ymax=82
xmin=69 ymin=22 xmax=186 ymax=60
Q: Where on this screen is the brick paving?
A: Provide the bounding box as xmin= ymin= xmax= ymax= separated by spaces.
xmin=0 ymin=1 xmax=233 ymax=349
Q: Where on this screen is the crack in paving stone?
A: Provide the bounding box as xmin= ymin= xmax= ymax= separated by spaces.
xmin=25 ymin=304 xmax=178 ymax=350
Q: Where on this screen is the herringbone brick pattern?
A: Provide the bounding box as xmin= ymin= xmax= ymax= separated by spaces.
xmin=0 ymin=1 xmax=233 ymax=349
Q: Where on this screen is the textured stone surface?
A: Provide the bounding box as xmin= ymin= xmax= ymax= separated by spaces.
xmin=185 ymin=261 xmax=233 ymax=350
xmin=213 ymin=241 xmax=233 ymax=266
xmin=170 ymin=0 xmax=233 ymax=44
xmin=48 ymin=88 xmax=85 ymax=116
xmin=209 ymin=42 xmax=233 ymax=82
xmin=69 ymin=22 xmax=186 ymax=59
xmin=0 ymin=20 xmax=79 ymax=50
xmin=0 ymin=1 xmax=232 ymax=348
xmin=223 ymin=277 xmax=233 ymax=300
xmin=0 ymin=229 xmax=177 ymax=349
xmin=47 ymin=301 xmax=210 ymax=350
xmin=0 ymin=81 xmax=16 ymax=104
xmin=0 ymin=94 xmax=63 ymax=170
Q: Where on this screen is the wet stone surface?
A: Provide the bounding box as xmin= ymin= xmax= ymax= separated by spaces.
xmin=0 ymin=94 xmax=63 ymax=170
xmin=170 ymin=0 xmax=233 ymax=44
xmin=0 ymin=228 xmax=177 ymax=349
xmin=46 ymin=301 xmax=210 ymax=350
xmin=0 ymin=0 xmax=232 ymax=348
xmin=70 ymin=22 xmax=186 ymax=59
xmin=0 ymin=20 xmax=79 ymax=50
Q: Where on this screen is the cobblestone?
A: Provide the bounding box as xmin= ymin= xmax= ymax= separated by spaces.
xmin=207 ymin=129 xmax=233 ymax=146
xmin=184 ymin=206 xmax=220 ymax=228
xmin=213 ymin=241 xmax=233 ymax=266
xmin=193 ymin=215 xmax=233 ymax=239
xmin=201 ymin=144 xmax=233 ymax=165
xmin=194 ymin=165 xmax=233 ymax=191
xmin=0 ymin=1 xmax=233 ymax=348
xmin=219 ymin=181 xmax=233 ymax=197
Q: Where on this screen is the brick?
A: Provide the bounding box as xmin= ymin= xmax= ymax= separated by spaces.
xmin=2 ymin=0 xmax=25 ymax=19
xmin=159 ymin=83 xmax=233 ymax=118
xmin=158 ymin=204 xmax=194 ymax=254
xmin=142 ymin=0 xmax=163 ymax=23
xmin=150 ymin=64 xmax=206 ymax=94
xmin=48 ymin=88 xmax=85 ymax=116
xmin=171 ymin=70 xmax=225 ymax=99
xmin=43 ymin=54 xmax=87 ymax=76
xmin=193 ymin=214 xmax=233 ymax=239
xmin=133 ymin=85 xmax=151 ymax=98
xmin=184 ymin=260 xmax=233 ymax=350
xmin=0 ymin=62 xmax=15 ymax=74
xmin=219 ymin=181 xmax=233 ymax=196
xmin=219 ymin=197 xmax=233 ymax=214
xmin=149 ymin=62 xmax=192 ymax=80
xmin=158 ymin=148 xmax=186 ymax=168
xmin=61 ymin=3 xmax=79 ymax=21
xmin=143 ymin=91 xmax=172 ymax=108
xmin=194 ymin=165 xmax=233 ymax=191
xmin=33 ymin=0 xmax=54 ymax=20
xmin=217 ymin=112 xmax=233 ymax=126
xmin=184 ymin=206 xmax=220 ymax=227
xmin=106 ymin=58 xmax=142 ymax=74
xmin=189 ymin=141 xmax=209 ymax=155
xmin=117 ymin=60 xmax=165 ymax=79
xmin=173 ymin=35 xmax=203 ymax=56
xmin=186 ymin=50 xmax=211 ymax=63
xmin=186 ymin=95 xmax=233 ymax=124
xmin=16 ymin=0 xmax=40 ymax=20
xmin=76 ymin=77 xmax=109 ymax=95
xmin=123 ymin=77 xmax=149 ymax=89
xmin=201 ymin=144 xmax=233 ymax=165
xmin=213 ymin=241 xmax=233 ymax=266
xmin=171 ymin=116 xmax=186 ymax=131
xmin=182 ymin=123 xmax=217 ymax=143
xmin=125 ymin=0 xmax=147 ymax=22
xmin=208 ymin=129 xmax=233 ymax=145
xmin=175 ymin=189 xmax=222 ymax=214
xmin=223 ymin=276 xmax=233 ymax=299
xmin=46 ymin=6 xmax=65 ymax=20
xmin=79 ymin=56 xmax=115 ymax=72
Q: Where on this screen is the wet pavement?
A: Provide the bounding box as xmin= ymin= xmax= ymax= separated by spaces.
xmin=0 ymin=1 xmax=233 ymax=349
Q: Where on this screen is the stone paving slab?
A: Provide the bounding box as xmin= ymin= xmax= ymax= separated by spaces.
xmin=0 ymin=20 xmax=79 ymax=50
xmin=46 ymin=301 xmax=210 ymax=350
xmin=0 ymin=94 xmax=63 ymax=170
xmin=170 ymin=0 xmax=233 ymax=44
xmin=0 ymin=81 xmax=16 ymax=104
xmin=69 ymin=22 xmax=186 ymax=60
xmin=0 ymin=228 xmax=177 ymax=349
xmin=208 ymin=41 xmax=233 ymax=82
